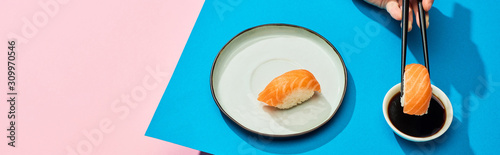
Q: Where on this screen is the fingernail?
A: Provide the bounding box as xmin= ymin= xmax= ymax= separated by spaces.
xmin=426 ymin=14 xmax=430 ymax=28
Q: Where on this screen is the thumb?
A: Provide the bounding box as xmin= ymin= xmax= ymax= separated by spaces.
xmin=386 ymin=1 xmax=402 ymax=21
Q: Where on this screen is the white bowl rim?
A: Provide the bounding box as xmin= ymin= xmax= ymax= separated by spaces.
xmin=382 ymin=83 xmax=453 ymax=142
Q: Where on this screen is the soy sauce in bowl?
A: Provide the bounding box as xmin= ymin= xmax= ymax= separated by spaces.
xmin=388 ymin=92 xmax=446 ymax=137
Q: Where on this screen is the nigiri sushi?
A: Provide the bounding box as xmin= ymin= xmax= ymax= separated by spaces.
xmin=402 ymin=64 xmax=432 ymax=116
xmin=258 ymin=69 xmax=321 ymax=109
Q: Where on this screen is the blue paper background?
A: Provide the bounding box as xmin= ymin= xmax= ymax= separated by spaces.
xmin=146 ymin=0 xmax=500 ymax=154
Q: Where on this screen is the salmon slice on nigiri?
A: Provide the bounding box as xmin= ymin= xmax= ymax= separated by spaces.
xmin=402 ymin=64 xmax=432 ymax=116
xmin=258 ymin=69 xmax=321 ymax=109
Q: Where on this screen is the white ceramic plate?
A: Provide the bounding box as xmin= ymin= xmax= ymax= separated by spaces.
xmin=211 ymin=24 xmax=347 ymax=137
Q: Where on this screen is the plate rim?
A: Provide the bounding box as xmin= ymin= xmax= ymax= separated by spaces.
xmin=210 ymin=23 xmax=348 ymax=137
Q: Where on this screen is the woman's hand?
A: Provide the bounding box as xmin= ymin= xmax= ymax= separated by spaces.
xmin=364 ymin=0 xmax=434 ymax=31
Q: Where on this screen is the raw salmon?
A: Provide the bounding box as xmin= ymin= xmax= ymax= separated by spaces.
xmin=403 ymin=64 xmax=432 ymax=115
xmin=258 ymin=69 xmax=321 ymax=109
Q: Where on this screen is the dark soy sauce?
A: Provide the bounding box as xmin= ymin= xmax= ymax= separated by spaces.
xmin=388 ymin=92 xmax=446 ymax=137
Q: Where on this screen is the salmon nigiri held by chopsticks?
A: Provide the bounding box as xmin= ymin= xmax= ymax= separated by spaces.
xmin=258 ymin=69 xmax=321 ymax=109
xmin=402 ymin=64 xmax=432 ymax=116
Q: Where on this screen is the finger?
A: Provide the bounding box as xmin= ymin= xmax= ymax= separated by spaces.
xmin=425 ymin=12 xmax=429 ymax=28
xmin=423 ymin=0 xmax=434 ymax=11
xmin=363 ymin=0 xmax=385 ymax=8
xmin=398 ymin=0 xmax=413 ymax=32
xmin=386 ymin=1 xmax=402 ymax=20
xmin=418 ymin=12 xmax=430 ymax=29
xmin=408 ymin=3 xmax=413 ymax=31
xmin=412 ymin=1 xmax=421 ymax=28
xmin=412 ymin=0 xmax=430 ymax=29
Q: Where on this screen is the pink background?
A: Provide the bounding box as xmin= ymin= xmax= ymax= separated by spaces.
xmin=1 ymin=0 xmax=204 ymax=154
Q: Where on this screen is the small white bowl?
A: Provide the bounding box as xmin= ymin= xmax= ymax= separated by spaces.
xmin=382 ymin=83 xmax=453 ymax=142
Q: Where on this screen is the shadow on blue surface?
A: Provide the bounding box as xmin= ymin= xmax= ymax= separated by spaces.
xmin=222 ymin=69 xmax=356 ymax=154
xmin=353 ymin=1 xmax=483 ymax=154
